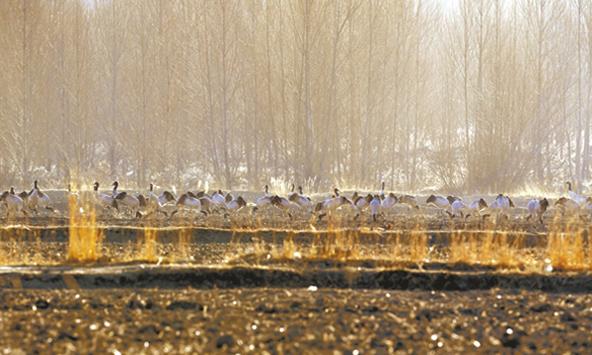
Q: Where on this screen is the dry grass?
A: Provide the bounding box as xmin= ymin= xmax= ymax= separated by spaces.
xmin=67 ymin=194 xmax=104 ymax=263
xmin=1 ymin=202 xmax=591 ymax=272
xmin=140 ymin=228 xmax=158 ymax=262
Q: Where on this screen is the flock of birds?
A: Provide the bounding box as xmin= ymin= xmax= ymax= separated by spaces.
xmin=1 ymin=180 xmax=592 ymax=224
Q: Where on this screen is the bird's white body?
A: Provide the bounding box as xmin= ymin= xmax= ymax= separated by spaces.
xmin=468 ymin=200 xmax=484 ymax=210
xmin=319 ymin=196 xmax=350 ymax=211
xmin=114 ymin=192 xmax=140 ymax=209
xmin=566 ymin=182 xmax=587 ymax=205
xmin=272 ymin=196 xmax=299 ymax=211
xmin=211 ymin=191 xmax=226 ymax=205
xmin=381 ymin=194 xmax=398 ymax=209
xmin=490 ymin=195 xmax=512 ymax=210
xmin=427 ymin=195 xmax=450 ymax=209
xmin=111 ymin=182 xmax=141 ymax=217
xmin=226 ymin=198 xmax=246 ymax=211
xmin=0 ymin=191 xmax=25 ymax=217
xmin=255 ymin=185 xmax=273 ymax=208
xmin=526 ymin=199 xmax=541 ymax=215
xmin=353 ymin=195 xmax=371 ymax=210
xmin=27 ymin=191 xmax=51 ymax=211
xmin=450 ymin=199 xmax=466 ymax=216
xmin=176 ymin=194 xmax=202 ymax=210
xmin=256 ymin=196 xmax=273 ymax=207
xmin=94 ymin=190 xmax=117 ymax=210
xmin=145 ymin=186 xmax=176 ymax=216
xmin=369 ymin=195 xmax=381 ymax=220
xmin=290 ymin=194 xmax=312 ymax=209
xmin=25 ymin=181 xmax=53 ymax=213
xmin=555 ymin=197 xmax=581 ymax=211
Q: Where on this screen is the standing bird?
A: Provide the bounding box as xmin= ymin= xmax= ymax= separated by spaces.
xmin=112 ymin=181 xmax=141 ymax=218
xmin=426 ymin=195 xmax=451 ymax=209
xmin=173 ymin=192 xmax=208 ymax=217
xmin=270 ymin=195 xmax=299 ymax=218
xmin=351 ymin=192 xmax=373 ymax=210
xmin=554 ymin=197 xmax=581 ymax=214
xmin=489 ymin=194 xmax=514 ymax=221
xmin=490 ymin=194 xmax=514 ymax=210
xmin=314 ymin=190 xmax=353 ymax=221
xmin=399 ymin=195 xmax=420 ymax=209
xmin=565 ymin=181 xmax=587 ymax=205
xmin=369 ymin=194 xmax=382 ymax=222
xmin=288 ymin=186 xmax=313 ymax=209
xmin=93 ymin=182 xmax=118 ymax=211
xmin=0 ymin=187 xmax=27 ymax=217
xmin=526 ymin=198 xmax=549 ymax=224
xmin=145 ymin=183 xmax=176 ymax=217
xmin=27 ymin=180 xmax=54 ymax=214
xmin=381 ymin=193 xmax=398 ymax=209
xmin=464 ymin=198 xmax=489 ymax=219
xmin=450 ymin=199 xmax=467 ymax=218
xmin=211 ymin=190 xmax=226 ymax=205
xmin=225 ymin=196 xmax=247 ymax=211
xmin=255 ymin=185 xmax=273 ymax=208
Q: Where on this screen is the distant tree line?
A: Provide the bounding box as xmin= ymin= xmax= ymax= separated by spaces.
xmin=0 ymin=0 xmax=591 ymax=193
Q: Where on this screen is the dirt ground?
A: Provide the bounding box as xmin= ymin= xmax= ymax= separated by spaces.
xmin=0 ymin=288 xmax=590 ymax=354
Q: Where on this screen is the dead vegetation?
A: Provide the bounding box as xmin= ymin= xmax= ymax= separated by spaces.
xmin=0 ymin=197 xmax=591 ymax=273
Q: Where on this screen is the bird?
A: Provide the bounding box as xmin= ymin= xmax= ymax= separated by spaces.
xmin=490 ymin=194 xmax=514 ymax=210
xmin=399 ymin=195 xmax=420 ymax=209
xmin=351 ymin=192 xmax=373 ymax=210
xmin=288 ymin=186 xmax=313 ymax=210
xmin=488 ymin=194 xmax=514 ymax=222
xmin=173 ymin=192 xmax=208 ymax=217
xmin=112 ymin=181 xmax=142 ymax=218
xmin=93 ymin=182 xmax=118 ymax=211
xmin=426 ymin=195 xmax=450 ymax=209
xmin=0 ymin=187 xmax=27 ymax=217
xmin=144 ymin=183 xmax=176 ymax=217
xmin=369 ymin=194 xmax=381 ymax=221
xmin=465 ymin=198 xmax=489 ymax=218
xmin=255 ymin=185 xmax=273 ymax=208
xmin=381 ymin=192 xmax=398 ymax=209
xmin=450 ymin=199 xmax=467 ymax=218
xmin=314 ymin=190 xmax=353 ymax=221
xmin=211 ymin=189 xmax=226 ymax=205
xmin=225 ymin=196 xmax=247 ymax=211
xmin=554 ymin=197 xmax=581 ymax=213
xmin=26 ymin=180 xmax=54 ymax=214
xmin=270 ymin=195 xmax=299 ymax=218
xmin=565 ymin=181 xmax=587 ymax=205
xmin=526 ymin=198 xmax=549 ymax=224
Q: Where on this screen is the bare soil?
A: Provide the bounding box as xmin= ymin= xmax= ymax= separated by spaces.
xmin=0 ymin=288 xmax=590 ymax=354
